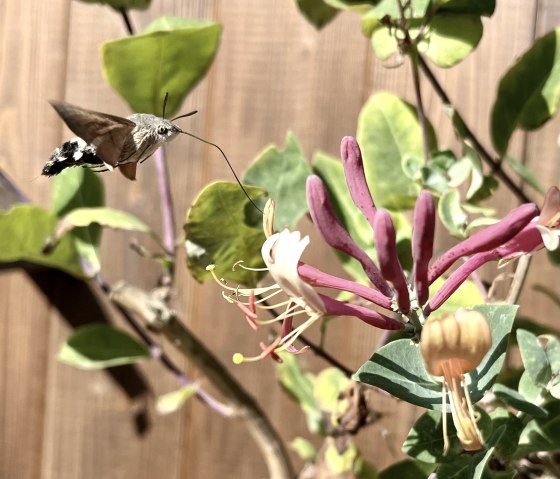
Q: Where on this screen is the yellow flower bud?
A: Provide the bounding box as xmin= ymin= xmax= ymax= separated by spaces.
xmin=420 ymin=309 xmax=492 ymax=454
xmin=421 ymin=308 xmax=492 ymax=376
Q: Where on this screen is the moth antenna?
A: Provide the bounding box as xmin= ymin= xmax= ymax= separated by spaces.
xmin=178 ymin=129 xmax=264 ymax=215
xmin=171 ymin=110 xmax=198 ymax=121
xmin=162 ymin=92 xmax=170 ymax=119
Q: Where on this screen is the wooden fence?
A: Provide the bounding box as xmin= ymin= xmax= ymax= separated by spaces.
xmin=1 ymin=0 xmax=560 ymax=477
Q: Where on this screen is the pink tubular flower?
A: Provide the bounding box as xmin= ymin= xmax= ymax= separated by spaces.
xmin=210 ymin=227 xmax=403 ymax=364
xmin=217 ymin=136 xmax=558 ymax=362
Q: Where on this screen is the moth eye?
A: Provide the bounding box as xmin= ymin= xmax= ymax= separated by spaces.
xmin=158 ymin=126 xmax=168 ymax=135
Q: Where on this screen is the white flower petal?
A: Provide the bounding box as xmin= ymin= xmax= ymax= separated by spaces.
xmin=536 ymin=225 xmax=560 ymax=251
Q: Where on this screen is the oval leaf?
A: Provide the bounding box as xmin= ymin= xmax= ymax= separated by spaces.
xmin=296 ymin=0 xmax=339 ymax=28
xmin=102 ymin=18 xmax=222 ymax=116
xmin=46 ymin=207 xmax=158 ymax=255
xmin=491 ymin=28 xmax=560 ymax=155
xmin=244 ymin=132 xmax=311 ymax=230
xmin=517 ymin=329 xmax=552 ymax=386
xmin=51 ymin=168 xmax=105 ymax=274
xmin=357 ymin=92 xmax=437 ymax=210
xmin=58 ymin=323 xmax=149 ymax=370
xmin=0 ymin=205 xmax=85 ymax=277
xmin=420 ymin=14 xmax=483 ymax=68
xmin=492 ymin=383 xmax=548 ymax=417
xmin=438 ymin=189 xmax=468 ymax=237
xmin=353 ymin=304 xmax=518 ymax=409
xmin=184 ymin=181 xmax=267 ymax=286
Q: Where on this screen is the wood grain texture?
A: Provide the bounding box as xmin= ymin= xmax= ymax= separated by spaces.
xmin=0 ymin=1 xmax=556 ymax=478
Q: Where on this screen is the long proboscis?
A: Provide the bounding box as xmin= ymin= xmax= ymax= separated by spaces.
xmin=177 ymin=129 xmax=264 ymax=215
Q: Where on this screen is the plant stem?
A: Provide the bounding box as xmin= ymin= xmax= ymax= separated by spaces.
xmin=96 ymin=275 xmax=232 ymax=416
xmin=118 ymin=11 xmax=177 ymax=271
xmin=417 ymin=55 xmax=533 ymax=204
xmin=154 ymin=147 xmax=176 ymax=258
xmin=506 ymin=254 xmax=532 ymax=305
xmin=111 ymin=282 xmax=295 ymax=479
xmin=119 ymin=8 xmax=134 ymax=35
xmin=409 ymin=48 xmax=431 ymax=164
xmin=162 ymin=318 xmax=295 ymax=479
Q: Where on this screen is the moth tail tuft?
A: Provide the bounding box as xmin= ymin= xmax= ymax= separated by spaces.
xmin=42 ymin=138 xmax=103 ymax=176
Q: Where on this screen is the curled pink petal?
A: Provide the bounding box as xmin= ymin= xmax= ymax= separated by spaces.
xmin=341 ymin=136 xmax=377 ymax=227
xmin=373 ymin=209 xmax=410 ymax=314
xmin=425 ymin=250 xmax=498 ymax=316
xmin=320 ymin=294 xmax=404 ymax=330
xmin=307 ymin=175 xmax=392 ymax=296
xmin=297 ymin=262 xmax=393 ymax=311
xmin=428 ymin=203 xmax=538 ymax=284
xmin=413 ymin=191 xmax=435 ymax=306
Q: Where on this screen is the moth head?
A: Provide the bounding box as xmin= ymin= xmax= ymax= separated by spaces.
xmin=154 ymin=118 xmax=182 ymax=141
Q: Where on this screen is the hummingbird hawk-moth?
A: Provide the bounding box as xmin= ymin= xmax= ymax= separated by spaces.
xmin=42 ymin=100 xmax=196 ymax=181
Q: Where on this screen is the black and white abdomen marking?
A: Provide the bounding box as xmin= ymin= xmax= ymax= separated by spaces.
xmin=42 ymin=138 xmax=104 ymax=176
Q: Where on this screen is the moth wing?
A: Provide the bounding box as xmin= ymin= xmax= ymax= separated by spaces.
xmin=50 ymin=101 xmax=135 ymax=167
xmin=118 ymin=162 xmax=137 ymax=181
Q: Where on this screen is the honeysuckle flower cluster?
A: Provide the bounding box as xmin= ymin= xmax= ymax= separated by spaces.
xmin=210 ymin=136 xmax=558 ymax=365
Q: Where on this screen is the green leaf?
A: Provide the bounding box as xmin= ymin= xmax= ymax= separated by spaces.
xmin=436 ymin=426 xmax=505 ymax=479
xmin=402 ymin=410 xmax=461 ymax=462
xmin=102 ymin=18 xmax=221 ymax=116
xmin=420 ymin=14 xmax=483 ymax=68
xmin=314 ymin=368 xmax=352 ymax=413
xmin=51 ymin=168 xmax=104 ymax=274
xmin=290 ymin=437 xmax=317 ymax=462
xmin=357 ymin=92 xmax=436 ymax=210
xmin=518 ymin=370 xmax=544 ymax=403
xmin=489 ymin=408 xmax=524 ymax=459
xmin=296 ymin=0 xmax=339 ymax=28
xmin=0 ymin=205 xmax=85 ymax=277
xmin=184 ymin=181 xmax=267 ymax=286
xmin=277 ymin=353 xmax=323 ymax=434
xmin=353 ymin=304 xmax=517 ymax=409
xmin=517 ymin=329 xmax=552 ymax=386
xmin=436 ymin=0 xmax=495 ymax=16
xmin=323 ymin=0 xmax=376 ymax=13
xmin=491 ymin=28 xmax=560 ymax=155
xmin=156 ymin=385 xmax=198 ymax=414
xmin=324 ymin=440 xmax=360 ymax=474
xmin=369 ymin=0 xmax=430 ymax=18
xmin=58 ymin=323 xmax=149 ymax=370
xmin=78 ymin=0 xmax=149 ymax=10
xmin=492 ymin=383 xmax=548 ymax=417
xmin=378 ymin=459 xmax=435 ymax=479
xmin=244 ymin=132 xmax=311 ymax=230
xmin=438 ymin=189 xmax=468 ymax=237
xmin=516 ymin=400 xmax=560 ymax=456
xmin=504 ymin=156 xmax=545 ymax=195
xmin=45 ymin=207 xmax=159 ymax=256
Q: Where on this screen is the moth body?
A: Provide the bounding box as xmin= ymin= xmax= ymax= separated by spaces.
xmin=43 ymin=102 xmax=183 ymax=180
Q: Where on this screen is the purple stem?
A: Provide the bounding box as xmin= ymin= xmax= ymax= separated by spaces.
xmin=154 ymin=147 xmax=176 ymax=257
xmin=306 ymin=175 xmax=392 ymax=296
xmin=95 ymin=274 xmax=231 ymax=416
